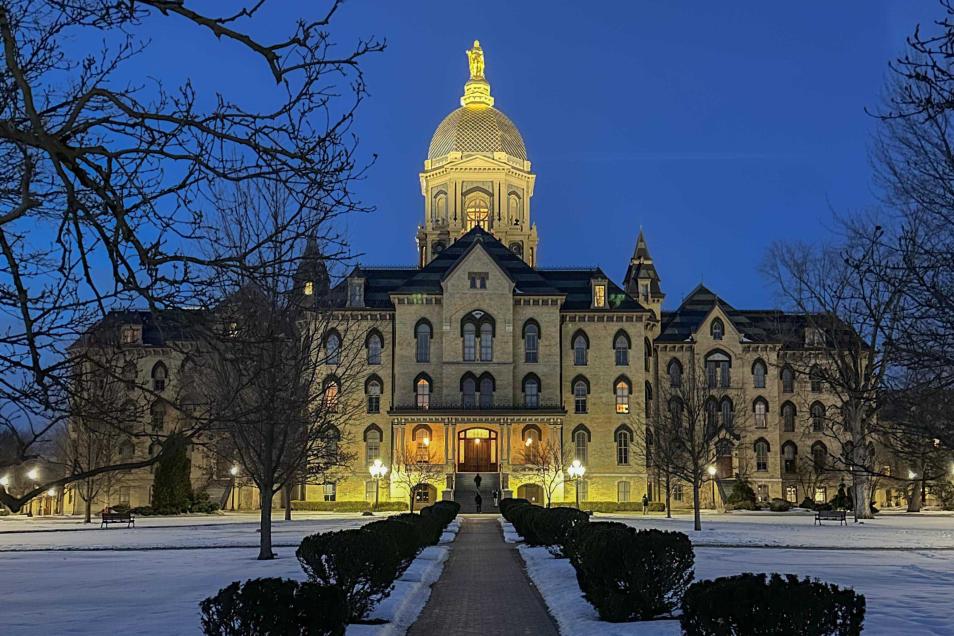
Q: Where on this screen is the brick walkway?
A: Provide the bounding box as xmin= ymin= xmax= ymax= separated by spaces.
xmin=408 ymin=515 xmax=559 ymax=636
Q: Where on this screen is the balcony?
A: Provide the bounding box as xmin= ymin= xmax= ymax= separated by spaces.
xmin=389 ymin=399 xmax=566 ymax=416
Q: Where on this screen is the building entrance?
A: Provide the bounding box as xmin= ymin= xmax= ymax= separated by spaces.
xmin=457 ymin=427 xmax=498 ymax=473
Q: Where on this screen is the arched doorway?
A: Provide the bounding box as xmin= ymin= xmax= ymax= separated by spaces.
xmin=457 ymin=427 xmax=497 ymax=473
xmin=517 ymin=483 xmax=544 ymax=504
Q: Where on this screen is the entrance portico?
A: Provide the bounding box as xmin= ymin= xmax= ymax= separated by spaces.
xmin=457 ymin=427 xmax=498 ymax=473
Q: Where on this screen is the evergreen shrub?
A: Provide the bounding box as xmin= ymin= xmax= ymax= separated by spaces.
xmin=151 ymin=434 xmax=193 ymax=514
xmin=531 ymin=507 xmax=589 ymax=553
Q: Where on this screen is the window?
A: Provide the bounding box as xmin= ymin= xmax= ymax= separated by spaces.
xmin=752 ymin=360 xmax=767 ymax=388
xmin=615 ymin=379 xmax=631 ymax=414
xmin=711 ymin=318 xmax=724 ymax=340
xmin=674 ymin=484 xmax=684 ymax=502
xmin=365 ymin=481 xmax=377 ymax=502
xmin=811 ymin=402 xmax=825 ymax=432
xmin=812 ymin=442 xmax=827 ymax=471
xmin=754 ymin=399 xmax=767 ymax=429
xmin=365 ymin=427 xmax=381 ymax=465
xmin=781 ymin=366 xmax=795 ymax=393
xmin=645 ymin=381 xmax=653 ymax=418
xmin=479 ymin=375 xmax=494 ymax=408
xmin=573 ymin=427 xmax=589 ymax=463
xmin=667 ymin=359 xmax=682 ymax=388
xmin=118 ymin=487 xmax=130 ymax=505
xmin=415 ymin=321 xmax=431 ymax=363
xmin=122 ymin=362 xmax=137 ymax=392
xmin=814 ymin=486 xmax=828 ymax=504
xmin=614 ymin=332 xmax=630 ymax=366
xmin=757 ymin=484 xmax=769 ymax=503
xmin=414 ymin=426 xmax=431 ymax=462
xmin=468 ymin=272 xmax=489 ymax=289
xmin=705 ymin=351 xmax=731 ymax=388
xmin=573 ymin=379 xmax=588 ymax=414
xmin=151 ymin=362 xmax=167 ymax=392
xmin=367 ymin=333 xmax=382 ymax=365
xmin=462 ymin=376 xmax=476 ymax=408
xmin=785 ymin=485 xmax=797 ymax=504
xmin=120 ymin=327 xmax=138 ymax=345
xmin=323 ymin=380 xmax=339 ymax=413
xmin=644 ymin=338 xmax=652 ymax=372
xmin=304 ymin=280 xmax=315 ymax=296
xmin=720 ymin=398 xmax=734 ymax=431
xmin=150 ymin=401 xmax=165 ymax=432
xmin=367 ymin=379 xmax=381 ymax=414
xmin=323 ymin=483 xmax=336 ymax=502
xmin=325 ymin=332 xmax=340 ymax=365
xmin=480 ymin=322 xmax=493 ymax=361
xmin=523 ymin=375 xmax=540 ymax=408
xmin=705 ymin=399 xmax=719 ymax=433
xmin=810 ymin=366 xmax=823 ymax=392
xmin=118 ymin=439 xmax=135 ymax=460
xmin=782 ymin=402 xmax=796 ymax=432
xmin=617 ymin=480 xmax=631 ymax=503
xmin=464 ymin=193 xmax=490 ymax=230
xmin=463 ymin=322 xmax=477 ymax=362
xmin=755 ymin=439 xmax=769 ymax=472
xmin=616 ymin=427 xmax=631 ymax=465
xmin=573 ymin=332 xmax=588 ymax=366
xmin=415 ymin=376 xmax=431 ymax=410
xmin=640 ymin=283 xmax=650 ymax=302
xmin=594 ymin=284 xmax=607 ymax=308
xmin=782 ymin=442 xmax=797 ymax=473
xmin=523 ymin=321 xmax=539 ymax=363
xmin=522 ymin=425 xmax=541 ymax=445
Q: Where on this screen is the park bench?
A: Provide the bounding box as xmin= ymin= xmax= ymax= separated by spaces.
xmin=100 ymin=510 xmax=135 ymax=529
xmin=814 ymin=509 xmax=847 ymax=526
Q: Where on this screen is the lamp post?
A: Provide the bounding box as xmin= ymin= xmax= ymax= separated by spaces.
xmin=229 ymin=465 xmax=240 ymax=511
xmin=568 ymin=460 xmax=586 ymax=510
xmin=707 ymin=465 xmax=717 ymax=509
xmin=369 ymin=459 xmax=388 ymax=513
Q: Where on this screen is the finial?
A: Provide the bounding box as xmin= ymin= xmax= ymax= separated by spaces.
xmin=461 ymin=39 xmax=494 ymax=107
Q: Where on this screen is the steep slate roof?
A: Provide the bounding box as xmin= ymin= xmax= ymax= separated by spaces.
xmin=72 ymin=309 xmax=203 ymax=349
xmin=657 ymin=284 xmax=772 ymax=343
xmin=623 ymin=229 xmax=663 ymax=297
xmin=537 ymin=268 xmax=645 ymax=311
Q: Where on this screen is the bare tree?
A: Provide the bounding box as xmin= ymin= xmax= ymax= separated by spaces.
xmin=0 ymin=0 xmax=382 ymax=513
xmin=518 ymin=438 xmax=571 ymax=508
xmin=638 ymin=406 xmax=688 ymax=519
xmin=392 ymin=446 xmax=445 ymax=513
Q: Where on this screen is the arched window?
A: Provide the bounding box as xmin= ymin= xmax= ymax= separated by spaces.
xmin=323 ymin=378 xmax=339 ymax=413
xmin=720 ymin=397 xmax=734 ymax=431
xmin=415 ymin=374 xmax=431 ymax=410
xmin=523 ymin=321 xmax=539 ymax=363
xmin=463 ymin=322 xmax=477 ymax=362
xmin=149 ymin=401 xmax=165 ymax=432
xmin=415 ymin=320 xmax=431 ymax=363
xmin=812 ymin=442 xmax=828 ymax=471
xmin=572 ymin=425 xmax=590 ymax=463
xmin=645 ymin=381 xmax=653 ymax=418
xmin=753 ymin=398 xmax=768 ymax=429
xmin=614 ymin=377 xmax=631 ymax=414
xmin=781 ymin=365 xmax=795 ymax=393
xmin=413 ymin=425 xmax=432 ymax=463
xmin=782 ymin=441 xmax=798 ymax=473
xmin=705 ymin=350 xmax=731 ymax=388
xmin=366 ymin=331 xmax=383 ymax=365
xmin=366 ymin=377 xmax=382 ymax=414
xmin=118 ymin=439 xmax=135 ymax=460
xmin=464 ymin=192 xmax=491 ymax=230
xmin=508 ymin=192 xmax=522 ymax=223
xmin=573 ymin=377 xmax=589 ymax=414
xmin=461 ymin=374 xmax=477 ymax=408
xmin=754 ymin=439 xmax=770 ymax=472
xmin=615 ymin=426 xmax=632 ymax=465
xmin=782 ymin=402 xmax=796 ymax=432
xmin=705 ymin=398 xmax=719 ymax=433
xmin=752 ymin=359 xmax=767 ymax=389
xmin=614 ymin=331 xmax=630 ymax=366
xmin=479 ymin=373 xmax=495 ymax=408
xmin=810 ymin=365 xmax=823 ymax=392
xmin=150 ymin=362 xmax=167 ymax=392
xmin=523 ymin=374 xmax=540 ymax=408
xmin=327 ymin=425 xmax=341 ymax=457
xmin=573 ymin=331 xmax=588 ymax=366
xmin=667 ymin=359 xmax=683 ymax=388
xmin=480 ymin=322 xmax=494 ymax=362
xmin=364 ymin=425 xmax=382 ymax=465
xmin=325 ymin=331 xmax=340 ymax=365
xmin=811 ymin=402 xmax=825 ymax=432
xmin=522 ymin=424 xmax=542 ymax=445
xmin=644 ymin=337 xmax=652 ymax=372
xmin=433 ymin=192 xmax=447 ymax=222
xmin=711 ymin=318 xmax=724 ymax=341
xmin=122 ymin=361 xmax=137 ymax=391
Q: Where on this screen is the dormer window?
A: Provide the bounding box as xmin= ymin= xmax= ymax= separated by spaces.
xmin=640 ymin=283 xmax=650 ymax=302
xmin=592 ymin=280 xmax=607 ymax=309
xmin=468 ymin=272 xmax=488 ymax=289
xmin=711 ymin=319 xmax=724 ymax=341
xmin=120 ymin=325 xmax=140 ymax=345
xmin=347 ymin=276 xmax=365 ymax=307
xmin=304 ymin=281 xmax=315 ymax=296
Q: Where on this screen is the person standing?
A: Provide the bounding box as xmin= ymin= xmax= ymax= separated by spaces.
xmin=492 ymin=488 xmax=499 ymax=508
xmin=474 ymin=473 xmax=482 ymax=490
xmin=642 ymin=493 xmax=649 ymax=515
xmin=475 ymin=492 xmax=483 ymax=513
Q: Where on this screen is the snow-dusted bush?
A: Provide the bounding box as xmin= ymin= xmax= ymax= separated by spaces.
xmin=531 ymin=507 xmax=588 ymax=555
xmin=509 ymin=503 xmax=545 ymax=544
xmin=574 ymin=526 xmax=694 ymax=622
xmin=199 ymin=577 xmax=347 ymax=636
xmin=296 ymin=529 xmax=400 ymax=621
xmin=769 ymin=498 xmax=792 ymax=512
xmin=681 ymin=573 xmax=865 ymax=636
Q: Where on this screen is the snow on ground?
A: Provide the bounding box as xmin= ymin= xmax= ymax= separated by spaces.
xmin=504 ymin=517 xmax=954 ymax=636
xmin=604 ymin=510 xmax=954 ymax=549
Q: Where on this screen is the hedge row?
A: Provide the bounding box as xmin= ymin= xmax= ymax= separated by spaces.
xmin=552 ymin=501 xmax=666 ymax=513
xmin=290 ymin=500 xmax=408 ymax=512
xmin=200 ymin=501 xmax=460 ymax=634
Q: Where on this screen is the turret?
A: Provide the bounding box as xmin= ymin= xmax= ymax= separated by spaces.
xmin=623 ymin=229 xmax=664 ymax=318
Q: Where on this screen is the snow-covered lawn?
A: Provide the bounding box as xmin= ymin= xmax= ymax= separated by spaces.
xmin=505 ymin=517 xmax=954 ymax=636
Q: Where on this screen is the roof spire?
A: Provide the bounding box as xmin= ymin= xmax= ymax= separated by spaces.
xmin=633 ymin=228 xmax=653 ymax=262
xmin=461 ymin=40 xmax=494 ymax=108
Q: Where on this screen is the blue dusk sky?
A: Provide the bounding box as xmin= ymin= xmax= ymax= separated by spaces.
xmin=133 ymin=1 xmax=941 ymax=310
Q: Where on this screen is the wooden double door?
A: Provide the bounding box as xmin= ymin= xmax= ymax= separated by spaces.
xmin=457 ymin=427 xmax=498 ymax=473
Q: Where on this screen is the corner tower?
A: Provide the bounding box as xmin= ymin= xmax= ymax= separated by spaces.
xmin=417 ymin=41 xmax=539 ymax=267
xmin=624 ymin=229 xmax=665 ymax=318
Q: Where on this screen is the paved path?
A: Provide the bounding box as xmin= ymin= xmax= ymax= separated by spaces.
xmin=408 ymin=515 xmax=559 ymax=636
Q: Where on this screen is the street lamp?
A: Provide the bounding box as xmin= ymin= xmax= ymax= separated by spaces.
xmin=908 ymin=470 xmax=918 ymax=480
xmin=0 ymin=475 xmax=9 ymax=488
xmin=26 ymin=467 xmax=39 ymax=482
xmin=369 ymin=459 xmax=388 ymax=513
xmin=567 ymin=460 xmax=586 ymax=509
xmin=707 ymin=465 xmax=717 ymax=509
xmin=229 ymin=465 xmax=240 ymax=511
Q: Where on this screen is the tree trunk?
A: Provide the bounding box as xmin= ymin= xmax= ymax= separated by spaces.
xmin=409 ymin=491 xmax=415 ymax=513
xmin=83 ymin=480 xmax=93 ymax=524
xmin=665 ymin=472 xmax=672 ymax=519
xmin=692 ymin=477 xmax=702 ymax=531
xmin=259 ymin=489 xmax=275 ymax=560
xmin=283 ymin=483 xmax=293 ymax=521
xmin=906 ymin=481 xmax=922 ymax=512
xmin=852 ymin=474 xmax=873 ymax=520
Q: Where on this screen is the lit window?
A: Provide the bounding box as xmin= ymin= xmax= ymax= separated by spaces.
xmin=367 ymin=380 xmax=381 ymax=414
xmin=304 ymin=281 xmax=314 ymax=296
xmin=594 ymin=284 xmax=606 ymax=308
xmin=755 ymin=440 xmax=769 ymax=472
xmin=323 ymin=382 xmax=339 ymax=413
xmin=416 ymin=377 xmax=430 ymax=410
xmin=615 ymin=380 xmax=630 ymax=414
xmin=574 ymin=380 xmax=588 ymax=414
xmin=365 ymin=429 xmax=381 ymax=464
xmin=465 ymin=195 xmax=490 ymax=231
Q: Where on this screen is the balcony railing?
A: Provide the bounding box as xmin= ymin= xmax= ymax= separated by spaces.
xmin=389 ymin=400 xmax=566 ymax=414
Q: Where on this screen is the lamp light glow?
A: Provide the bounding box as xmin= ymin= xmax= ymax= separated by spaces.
xmin=229 ymin=465 xmax=239 ymax=477
xmin=908 ymin=470 xmax=917 ymax=480
xmin=26 ymin=468 xmax=39 ymax=481
xmin=0 ymin=475 xmax=9 ymax=487
xmin=707 ymin=465 xmax=717 ymax=477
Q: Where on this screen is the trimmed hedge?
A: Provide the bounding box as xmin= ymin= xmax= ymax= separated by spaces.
xmin=552 ymin=501 xmax=666 ymax=513
xmin=531 ymin=507 xmax=589 ymax=555
xmin=770 ymin=498 xmax=793 ymax=512
xmin=296 ymin=529 xmax=400 ymax=621
xmin=499 ymin=497 xmax=529 ymax=521
xmin=574 ymin=525 xmax=694 ymax=621
xmin=291 ymin=500 xmax=407 ymax=512
xmin=199 ymin=577 xmax=347 ymax=636
xmin=508 ymin=503 xmax=545 ymax=544
xmin=563 ymin=520 xmax=631 ymax=568
xmin=391 ymin=512 xmax=443 ymax=546
xmin=681 ymin=573 xmax=866 ymax=635
xmin=362 ymin=518 xmax=422 ymax=571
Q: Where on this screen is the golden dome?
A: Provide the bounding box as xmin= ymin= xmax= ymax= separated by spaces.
xmin=427 ymin=40 xmax=527 ymax=162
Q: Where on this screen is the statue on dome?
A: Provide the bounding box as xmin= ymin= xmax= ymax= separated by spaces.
xmin=467 ymin=40 xmax=485 ymax=80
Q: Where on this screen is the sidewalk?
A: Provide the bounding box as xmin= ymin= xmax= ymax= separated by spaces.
xmin=408 ymin=515 xmax=558 ymax=636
